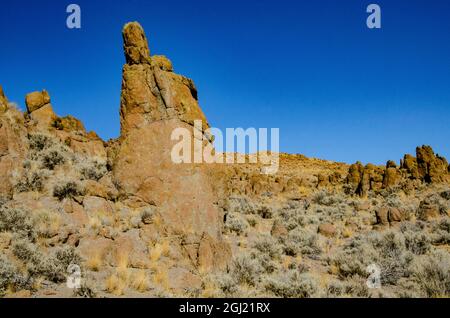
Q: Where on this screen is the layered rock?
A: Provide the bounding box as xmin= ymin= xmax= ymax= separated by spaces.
xmin=114 ymin=22 xmax=230 ymax=271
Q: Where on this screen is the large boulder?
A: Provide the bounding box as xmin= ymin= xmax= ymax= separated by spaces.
xmin=25 ymin=90 xmax=57 ymax=131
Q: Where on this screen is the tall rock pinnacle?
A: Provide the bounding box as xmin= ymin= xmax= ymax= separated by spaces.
xmin=119 ymin=22 xmax=209 ymax=137
xmin=114 ymin=22 xmax=230 ymax=271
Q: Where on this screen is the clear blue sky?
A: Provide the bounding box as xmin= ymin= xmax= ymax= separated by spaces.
xmin=1 ymin=0 xmax=449 ymax=164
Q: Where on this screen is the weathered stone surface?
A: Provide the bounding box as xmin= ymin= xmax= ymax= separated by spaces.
xmin=383 ymin=166 xmax=400 ymax=188
xmin=153 ymin=55 xmax=173 ymax=72
xmin=119 ymin=22 xmax=209 ymax=137
xmin=197 ymin=233 xmax=231 ymax=271
xmin=318 ymin=223 xmax=336 ymax=237
xmin=416 ymin=145 xmax=448 ymax=183
xmin=0 ymin=93 xmax=27 ymax=198
xmin=375 ymin=207 xmax=389 ymax=225
xmin=123 ymin=22 xmax=151 ymax=65
xmin=417 ymin=198 xmax=440 ymax=221
xmin=271 ymin=220 xmax=288 ymax=238
xmin=401 ymin=154 xmax=419 ymax=179
xmin=25 ymin=90 xmax=50 ymax=113
xmin=375 ymin=206 xmax=405 ymax=225
xmin=114 ymin=22 xmax=231 ymax=272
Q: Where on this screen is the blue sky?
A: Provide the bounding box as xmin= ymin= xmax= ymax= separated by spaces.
xmin=1 ymin=0 xmax=449 ymax=164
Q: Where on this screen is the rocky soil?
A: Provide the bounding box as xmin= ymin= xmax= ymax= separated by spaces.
xmin=1 ymin=22 xmax=449 ymax=298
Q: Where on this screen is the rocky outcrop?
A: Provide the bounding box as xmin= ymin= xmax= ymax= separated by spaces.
xmin=416 ymin=146 xmax=448 ymax=183
xmin=114 ymin=22 xmax=230 ymax=271
xmin=347 ymin=146 xmax=449 ymax=196
xmin=346 ymin=162 xmax=384 ymax=197
xmin=119 ymin=22 xmax=209 ymax=137
xmin=25 ymin=90 xmax=57 ymax=131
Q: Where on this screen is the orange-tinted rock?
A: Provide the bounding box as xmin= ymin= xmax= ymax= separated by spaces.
xmin=416 ymin=145 xmax=448 ymax=183
xmin=25 ymin=90 xmax=51 ymax=113
xmin=417 ymin=198 xmax=440 ymax=221
xmin=0 ymin=86 xmax=8 ymax=113
xmin=271 ymin=220 xmax=288 ymax=238
xmin=318 ymin=223 xmax=337 ymax=237
xmin=115 ymin=22 xmax=230 ymax=271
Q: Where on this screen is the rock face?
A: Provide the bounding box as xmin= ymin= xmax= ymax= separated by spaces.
xmin=0 ymin=88 xmax=27 ymax=198
xmin=114 ymin=22 xmax=230 ymax=270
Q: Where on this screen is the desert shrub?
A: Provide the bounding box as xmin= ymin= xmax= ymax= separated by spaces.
xmin=257 ymin=206 xmax=273 ymax=219
xmin=75 ymin=282 xmax=97 ymax=298
xmin=41 ymin=149 xmax=66 ymax=170
xmin=54 ymin=246 xmax=82 ymax=270
xmin=15 ymin=169 xmax=48 ymax=193
xmin=374 ymin=231 xmax=414 ymax=284
xmin=281 ymin=228 xmax=321 ymax=258
xmin=214 ymin=273 xmax=238 ymax=297
xmin=412 ymin=250 xmax=450 ymax=297
xmin=53 ymin=181 xmax=85 ymax=200
xmin=140 ymin=207 xmax=157 ymax=224
xmin=441 ymin=190 xmax=450 ymax=200
xmin=312 ymin=190 xmax=344 ymax=206
xmin=253 ymin=235 xmax=282 ymax=259
xmin=341 ymin=277 xmax=370 ymax=297
xmin=230 ymin=254 xmax=263 ymax=286
xmin=12 ymin=239 xmax=81 ymax=283
xmin=333 ymin=231 xmax=413 ymax=285
xmin=0 ymin=206 xmax=34 ymax=238
xmin=277 ymin=208 xmax=306 ymax=231
xmin=400 ymin=222 xmax=431 ymax=255
xmin=252 ymin=251 xmax=278 ymax=274
xmin=28 ymin=133 xmax=54 ymax=152
xmin=431 ymin=217 xmax=450 ymax=245
xmin=325 ymin=280 xmax=346 ymax=297
xmin=79 ymin=159 xmax=108 ymax=181
xmin=0 ymin=255 xmax=30 ymax=294
xmin=224 ymin=196 xmax=256 ymax=214
xmin=265 ymin=271 xmax=318 ymax=298
xmin=224 ymin=213 xmax=248 ymax=235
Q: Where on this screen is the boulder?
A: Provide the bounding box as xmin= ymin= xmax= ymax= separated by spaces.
xmin=25 ymin=90 xmax=57 ymax=130
xmin=271 ymin=220 xmax=288 ymax=238
xmin=25 ymin=90 xmax=51 ymax=113
xmin=318 ymin=223 xmax=337 ymax=237
xmin=417 ymin=198 xmax=440 ymax=221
